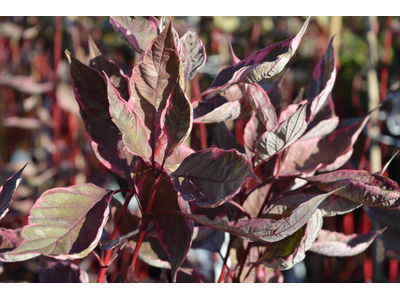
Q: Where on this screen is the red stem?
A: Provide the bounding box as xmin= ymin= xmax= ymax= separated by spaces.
xmin=217 ymin=236 xmax=235 ymax=283
xmin=130 ymin=176 xmax=165 ymax=271
xmin=97 ymin=193 xmax=134 ymax=283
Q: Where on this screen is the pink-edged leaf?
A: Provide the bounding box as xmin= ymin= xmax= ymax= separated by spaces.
xmin=181 ymin=30 xmax=206 ymax=86
xmin=244 ymin=113 xmax=266 ymax=160
xmin=1 ymin=184 xmax=113 ymax=262
xmin=109 ymin=16 xmax=159 ymax=54
xmin=263 ymin=187 xmax=362 ymax=218
xmin=306 ymin=170 xmax=400 ymax=210
xmin=240 ymin=82 xmax=277 ymax=129
xmin=255 ymin=103 xmax=308 ymax=165
xmin=130 ymin=21 xmax=181 ymax=162
xmin=377 ymin=150 xmax=399 ymax=176
xmin=257 ymin=210 xmax=322 ymax=270
xmin=171 ymin=148 xmax=257 ymax=208
xmin=0 ymin=163 xmax=26 ymax=221
xmin=163 ymin=82 xmax=193 ymax=159
xmin=199 ymin=17 xmax=310 ymax=98
xmin=39 ymin=260 xmax=89 ymax=283
xmin=307 ymin=36 xmax=336 ymax=118
xmin=309 ymin=229 xmax=382 ymax=257
xmin=300 ymin=96 xmax=338 ymax=140
xmin=106 ymin=75 xmax=151 ymax=162
xmin=280 ymin=111 xmax=372 ymax=176
xmin=0 ymin=228 xmax=23 ymax=262
xmin=193 ymin=95 xmax=252 ymax=123
xmin=66 ymin=50 xmax=135 ymax=180
xmin=88 ymin=36 xmax=129 ymax=100
xmin=173 ymin=189 xmax=340 ymax=242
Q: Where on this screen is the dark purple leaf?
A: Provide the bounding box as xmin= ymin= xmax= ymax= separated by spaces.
xmin=88 ymin=35 xmax=129 ymax=100
xmin=171 ymin=148 xmax=257 ymax=208
xmin=307 ymin=36 xmax=336 ymax=118
xmin=0 ymin=164 xmax=26 ymax=220
xmin=39 ymin=260 xmax=89 ymax=283
xmin=66 ymin=50 xmax=135 ymax=181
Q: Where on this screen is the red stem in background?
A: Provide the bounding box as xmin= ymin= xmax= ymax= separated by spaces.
xmin=217 ymin=236 xmax=235 ymax=283
xmin=52 ymin=16 xmax=63 ymax=170
xmin=97 ymin=192 xmax=134 ymax=283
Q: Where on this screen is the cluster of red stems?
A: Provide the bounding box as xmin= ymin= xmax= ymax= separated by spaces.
xmin=0 ymin=16 xmax=398 ymax=283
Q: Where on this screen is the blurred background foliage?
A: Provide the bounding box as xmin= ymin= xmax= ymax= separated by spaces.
xmin=1 ymin=16 xmax=400 ymax=283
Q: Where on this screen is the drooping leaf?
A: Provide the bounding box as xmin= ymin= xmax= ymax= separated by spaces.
xmin=280 ymin=111 xmax=372 ymax=176
xmin=307 ymin=36 xmax=336 ymax=118
xmin=39 ymin=260 xmax=89 ymax=283
xmin=130 ymin=21 xmax=181 ymax=162
xmin=171 ymin=148 xmax=257 ymax=208
xmin=135 ymin=167 xmax=193 ymax=282
xmin=193 ymin=96 xmax=252 ymax=123
xmin=163 ymin=82 xmax=193 ymax=159
xmin=0 ymin=164 xmax=26 ymax=221
xmin=66 ymin=50 xmax=135 ymax=181
xmin=109 ymin=16 xmax=159 ymax=54
xmin=2 ymin=184 xmax=113 ymax=262
xmin=240 ymin=82 xmax=277 ymax=128
xmin=173 ymin=189 xmax=340 ymax=242
xmin=106 ymin=75 xmax=151 ymax=162
xmin=181 ymin=30 xmax=206 ymax=86
xmin=244 ymin=113 xmax=266 ymax=160
xmin=306 ymin=170 xmax=400 ymax=210
xmin=198 ymin=17 xmax=310 ymax=98
xmin=309 ymin=229 xmax=381 ymax=257
xmin=257 ymin=210 xmax=322 ymax=270
xmin=263 ymin=186 xmax=362 ymax=218
xmin=88 ymin=36 xmax=129 ymax=100
xmin=255 ymin=104 xmax=308 ymax=165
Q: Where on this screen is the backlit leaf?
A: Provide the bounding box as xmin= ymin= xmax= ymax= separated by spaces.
xmin=181 ymin=30 xmax=206 ymax=86
xmin=199 ymin=17 xmax=310 ymax=97
xmin=109 ymin=16 xmax=159 ymax=54
xmin=306 ymin=170 xmax=400 ymax=210
xmin=309 ymin=229 xmax=381 ymax=257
